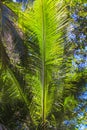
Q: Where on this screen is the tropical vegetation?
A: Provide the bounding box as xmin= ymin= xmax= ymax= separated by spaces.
xmin=0 ymin=0 xmax=87 ymax=130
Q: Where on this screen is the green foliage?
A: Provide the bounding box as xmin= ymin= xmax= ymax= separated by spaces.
xmin=0 ymin=0 xmax=87 ymax=130
xmin=64 ymin=95 xmax=77 ymax=112
xmin=26 ymin=1 xmax=68 ymax=128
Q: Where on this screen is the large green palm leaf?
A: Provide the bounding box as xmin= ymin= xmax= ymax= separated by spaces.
xmin=25 ymin=0 xmax=68 ymax=128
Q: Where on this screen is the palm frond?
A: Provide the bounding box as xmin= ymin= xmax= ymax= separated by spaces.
xmin=25 ymin=0 xmax=68 ymax=126
xmin=0 ymin=66 xmax=33 ymax=123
